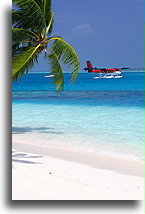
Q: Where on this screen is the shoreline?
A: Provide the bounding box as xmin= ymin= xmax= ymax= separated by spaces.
xmin=13 ymin=140 xmax=143 ymax=178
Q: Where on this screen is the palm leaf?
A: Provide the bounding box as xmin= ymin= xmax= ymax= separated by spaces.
xmin=32 ymin=0 xmax=53 ymax=35
xmin=12 ymin=10 xmax=23 ymax=27
xmin=34 ymin=0 xmax=52 ymax=26
xmin=45 ymin=12 xmax=53 ymax=35
xmin=12 ymin=0 xmax=47 ymax=34
xmin=49 ymin=37 xmax=80 ymax=81
xmin=12 ymin=44 xmax=40 ymax=81
xmin=12 ymin=43 xmax=21 ymax=57
xmin=12 ymin=28 xmax=39 ymax=45
xmin=47 ymin=48 xmax=64 ymax=91
xmin=43 ymin=0 xmax=52 ymax=27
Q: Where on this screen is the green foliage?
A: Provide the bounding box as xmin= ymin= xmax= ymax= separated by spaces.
xmin=12 ymin=45 xmax=40 ymax=81
xmin=12 ymin=0 xmax=80 ymax=91
xmin=50 ymin=37 xmax=80 ymax=82
xmin=13 ymin=0 xmax=47 ymax=34
xmin=47 ymin=49 xmax=64 ymax=91
xmin=12 ymin=28 xmax=38 ymax=44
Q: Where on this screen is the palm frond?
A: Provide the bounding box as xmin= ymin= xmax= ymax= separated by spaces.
xmin=12 ymin=10 xmax=23 ymax=27
xmin=45 ymin=12 xmax=53 ymax=35
xmin=12 ymin=42 xmax=33 ymax=57
xmin=12 ymin=43 xmax=21 ymax=57
xmin=49 ymin=37 xmax=80 ymax=81
xmin=12 ymin=44 xmax=40 ymax=81
xmin=47 ymin=48 xmax=64 ymax=91
xmin=12 ymin=28 xmax=38 ymax=44
xmin=12 ymin=0 xmax=47 ymax=34
xmin=32 ymin=0 xmax=53 ymax=35
xmin=43 ymin=0 xmax=52 ymax=26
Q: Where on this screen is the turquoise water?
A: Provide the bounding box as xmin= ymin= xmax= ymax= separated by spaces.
xmin=12 ymin=72 xmax=144 ymax=159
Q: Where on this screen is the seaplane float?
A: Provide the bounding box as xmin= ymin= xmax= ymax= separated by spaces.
xmin=84 ymin=61 xmax=125 ymax=79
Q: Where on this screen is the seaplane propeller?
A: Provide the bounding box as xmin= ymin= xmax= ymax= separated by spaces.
xmin=83 ymin=67 xmax=88 ymax=71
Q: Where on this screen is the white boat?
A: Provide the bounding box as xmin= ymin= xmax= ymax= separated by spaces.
xmin=114 ymin=75 xmax=123 ymax=78
xmin=45 ymin=75 xmax=54 ymax=78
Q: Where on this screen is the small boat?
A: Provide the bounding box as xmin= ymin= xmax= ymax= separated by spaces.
xmin=45 ymin=75 xmax=54 ymax=78
xmin=114 ymin=75 xmax=123 ymax=78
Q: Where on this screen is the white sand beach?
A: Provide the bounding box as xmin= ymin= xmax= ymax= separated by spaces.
xmin=12 ymin=136 xmax=143 ymax=200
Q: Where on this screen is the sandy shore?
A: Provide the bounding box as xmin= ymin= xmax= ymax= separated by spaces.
xmin=12 ymin=138 xmax=143 ymax=200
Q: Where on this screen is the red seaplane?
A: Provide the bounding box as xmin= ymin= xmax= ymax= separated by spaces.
xmin=83 ymin=61 xmax=123 ymax=78
xmin=84 ymin=60 xmax=121 ymax=73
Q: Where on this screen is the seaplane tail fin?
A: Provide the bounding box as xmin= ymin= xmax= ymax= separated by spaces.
xmin=87 ymin=60 xmax=93 ymax=69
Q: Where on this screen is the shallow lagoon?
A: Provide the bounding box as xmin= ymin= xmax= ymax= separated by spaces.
xmin=12 ymin=71 xmax=144 ymax=160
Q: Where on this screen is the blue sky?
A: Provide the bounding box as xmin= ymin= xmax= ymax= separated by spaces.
xmin=32 ymin=0 xmax=143 ymax=72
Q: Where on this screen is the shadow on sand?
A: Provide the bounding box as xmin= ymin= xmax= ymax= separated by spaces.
xmin=12 ymin=126 xmax=64 ymax=135
xmin=12 ymin=151 xmax=43 ymax=165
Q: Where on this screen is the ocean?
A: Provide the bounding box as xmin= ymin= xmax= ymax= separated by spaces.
xmin=12 ymin=71 xmax=144 ymax=160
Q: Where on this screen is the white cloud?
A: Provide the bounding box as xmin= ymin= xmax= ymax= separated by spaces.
xmin=71 ymin=24 xmax=93 ymax=36
xmin=56 ymin=13 xmax=93 ymax=23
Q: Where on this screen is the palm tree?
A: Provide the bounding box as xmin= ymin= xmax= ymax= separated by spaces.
xmin=12 ymin=0 xmax=80 ymax=91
